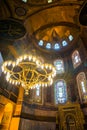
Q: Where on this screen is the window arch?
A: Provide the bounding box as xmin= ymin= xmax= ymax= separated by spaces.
xmin=62 ymin=40 xmax=68 ymax=47
xmin=54 ymin=59 xmax=64 ymax=74
xmin=0 ymin=52 xmax=3 ymax=76
xmin=54 ymin=80 xmax=67 ymax=104
xmin=54 ymin=43 xmax=60 ymax=50
xmin=22 ymin=0 xmax=27 ymax=3
xmin=76 ymin=72 xmax=87 ymax=103
xmin=38 ymin=40 xmax=44 ymax=46
xmin=35 ymin=85 xmax=42 ymax=103
xmin=48 ymin=0 xmax=52 ymax=3
xmin=36 ymin=85 xmax=40 ymax=96
xmin=46 ymin=43 xmax=51 ymax=49
xmin=68 ymin=35 xmax=73 ymax=41
xmin=28 ymin=86 xmax=42 ymax=103
xmin=72 ymin=50 xmax=81 ymax=68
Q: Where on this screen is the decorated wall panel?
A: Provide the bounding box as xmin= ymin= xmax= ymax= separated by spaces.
xmin=19 ymin=119 xmax=56 ymax=130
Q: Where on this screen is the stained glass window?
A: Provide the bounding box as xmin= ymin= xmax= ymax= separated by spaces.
xmin=62 ymin=40 xmax=68 ymax=47
xmin=68 ymin=35 xmax=73 ymax=41
xmin=29 ymin=85 xmax=42 ymax=103
xmin=72 ymin=50 xmax=81 ymax=68
xmin=54 ymin=59 xmax=64 ymax=74
xmin=48 ymin=0 xmax=52 ymax=3
xmin=36 ymin=86 xmax=40 ymax=96
xmin=54 ymin=80 xmax=67 ymax=104
xmin=35 ymin=85 xmax=42 ymax=103
xmin=46 ymin=43 xmax=51 ymax=49
xmin=22 ymin=0 xmax=27 ymax=3
xmin=54 ymin=43 xmax=60 ymax=50
xmin=76 ymin=72 xmax=87 ymax=103
xmin=38 ymin=40 xmax=44 ymax=46
xmin=0 ymin=52 xmax=3 ymax=76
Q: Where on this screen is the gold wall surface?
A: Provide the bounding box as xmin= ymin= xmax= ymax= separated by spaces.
xmin=0 ymin=95 xmax=15 ymax=130
xmin=57 ymin=102 xmax=85 ymax=130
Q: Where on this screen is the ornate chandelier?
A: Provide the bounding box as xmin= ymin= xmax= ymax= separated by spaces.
xmin=2 ymin=54 xmax=56 ymax=95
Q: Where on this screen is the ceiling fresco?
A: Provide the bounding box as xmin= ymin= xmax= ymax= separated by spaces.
xmin=24 ymin=5 xmax=80 ymax=35
xmin=0 ymin=19 xmax=26 ymax=40
xmin=32 ymin=24 xmax=80 ymax=52
xmin=35 ymin=24 xmax=80 ymax=40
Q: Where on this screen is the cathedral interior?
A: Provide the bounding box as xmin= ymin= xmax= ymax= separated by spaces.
xmin=0 ymin=0 xmax=87 ymax=130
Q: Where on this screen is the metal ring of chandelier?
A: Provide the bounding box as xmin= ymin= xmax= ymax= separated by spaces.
xmin=2 ymin=54 xmax=56 ymax=94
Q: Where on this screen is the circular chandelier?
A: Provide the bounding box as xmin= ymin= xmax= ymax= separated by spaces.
xmin=2 ymin=54 xmax=56 ymax=95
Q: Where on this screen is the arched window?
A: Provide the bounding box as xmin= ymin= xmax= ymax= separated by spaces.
xmin=76 ymin=72 xmax=87 ymax=103
xmin=62 ymin=40 xmax=68 ymax=47
xmin=46 ymin=43 xmax=51 ymax=49
xmin=68 ymin=35 xmax=73 ymax=41
xmin=22 ymin=0 xmax=27 ymax=3
xmin=0 ymin=52 xmax=3 ymax=76
xmin=54 ymin=80 xmax=67 ymax=104
xmin=72 ymin=50 xmax=81 ymax=68
xmin=36 ymin=86 xmax=40 ymax=96
xmin=38 ymin=40 xmax=44 ymax=46
xmin=48 ymin=0 xmax=52 ymax=3
xmin=54 ymin=59 xmax=64 ymax=74
xmin=35 ymin=85 xmax=42 ymax=103
xmin=28 ymin=86 xmax=42 ymax=103
xmin=54 ymin=43 xmax=60 ymax=50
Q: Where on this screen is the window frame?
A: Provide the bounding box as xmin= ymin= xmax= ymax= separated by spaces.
xmin=54 ymin=79 xmax=67 ymax=105
xmin=76 ymin=72 xmax=87 ymax=103
xmin=72 ymin=50 xmax=81 ymax=69
xmin=54 ymin=59 xmax=64 ymax=74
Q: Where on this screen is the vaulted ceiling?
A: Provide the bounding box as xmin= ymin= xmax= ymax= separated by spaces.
xmin=0 ymin=0 xmax=87 ymax=60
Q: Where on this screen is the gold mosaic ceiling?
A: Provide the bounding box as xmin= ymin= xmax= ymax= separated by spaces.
xmin=0 ymin=0 xmax=86 ymax=57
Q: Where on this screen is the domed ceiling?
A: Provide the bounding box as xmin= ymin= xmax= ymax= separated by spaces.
xmin=0 ymin=0 xmax=86 ymax=58
xmin=32 ymin=24 xmax=80 ymax=52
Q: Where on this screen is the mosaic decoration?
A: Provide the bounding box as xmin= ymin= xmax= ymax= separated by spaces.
xmin=15 ymin=7 xmax=26 ymax=16
xmin=55 ymin=80 xmax=67 ymax=104
xmin=33 ymin=23 xmax=80 ymax=52
xmin=0 ymin=19 xmax=26 ymax=40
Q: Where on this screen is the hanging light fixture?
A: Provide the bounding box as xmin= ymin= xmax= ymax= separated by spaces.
xmin=2 ymin=54 xmax=56 ymax=95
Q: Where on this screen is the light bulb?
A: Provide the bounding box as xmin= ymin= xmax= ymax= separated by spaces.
xmin=33 ymin=57 xmax=36 ymax=62
xmin=24 ymin=55 xmax=27 ymax=60
xmin=8 ymin=61 xmax=11 ymax=66
xmin=12 ymin=62 xmax=16 ymax=67
xmin=29 ymin=55 xmax=32 ymax=61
